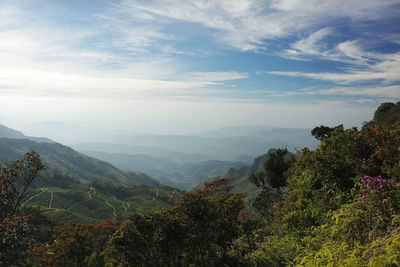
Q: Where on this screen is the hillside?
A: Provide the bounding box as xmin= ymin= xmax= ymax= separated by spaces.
xmin=0 ymin=137 xmax=160 ymax=187
xmin=0 ymin=124 xmax=182 ymax=223
xmin=23 ymin=169 xmax=182 ymax=223
xmin=0 ymin=123 xmax=54 ymax=143
xmin=369 ymin=101 xmax=400 ymax=128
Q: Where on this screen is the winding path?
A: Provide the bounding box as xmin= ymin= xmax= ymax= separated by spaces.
xmin=105 ymin=199 xmax=117 ymax=219
xmin=66 ymin=187 xmax=96 ymax=210
xmin=24 ymin=187 xmax=46 ymax=204
xmin=48 ymin=190 xmax=54 ymax=208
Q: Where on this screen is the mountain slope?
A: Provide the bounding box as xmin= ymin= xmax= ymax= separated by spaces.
xmin=0 ymin=123 xmax=54 ymax=143
xmin=0 ymin=123 xmax=25 ymax=138
xmin=0 ymin=137 xmax=160 ymax=187
xmin=23 ymin=169 xmax=182 ymax=223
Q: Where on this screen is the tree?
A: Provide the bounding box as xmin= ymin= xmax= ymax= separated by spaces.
xmin=311 ymin=125 xmax=342 ymax=141
xmin=248 ymin=171 xmax=266 ymax=188
xmin=0 ymin=150 xmax=45 ymax=220
xmin=251 ymin=185 xmax=281 ymax=220
xmin=0 ymin=151 xmax=45 ymax=266
xmin=104 ymin=190 xmax=246 ymax=266
xmin=33 ymin=220 xmax=120 ymax=266
xmin=264 ymin=148 xmax=294 ymax=189
xmin=249 ymin=149 xmax=295 ymax=189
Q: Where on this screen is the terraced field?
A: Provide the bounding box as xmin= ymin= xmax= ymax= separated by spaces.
xmin=23 ymin=173 xmax=183 ymax=224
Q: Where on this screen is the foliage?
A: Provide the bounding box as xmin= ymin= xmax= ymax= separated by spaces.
xmin=251 ymin=185 xmax=281 ymax=221
xmin=1 ymin=150 xmax=45 ymax=220
xmin=195 ymin=177 xmax=235 ymax=195
xmin=264 ymin=148 xmax=295 ymax=188
xmin=311 ymin=124 xmax=339 ymax=140
xmin=243 ymin=103 xmax=400 ymax=266
xmin=249 ymin=148 xmax=295 ymax=189
xmin=33 ymin=220 xmax=120 ymax=266
xmin=0 ymin=214 xmax=36 ymax=266
xmin=104 ymin=190 xmax=246 ymax=266
xmin=367 ymin=101 xmax=400 ymax=129
xmin=0 ymin=151 xmax=45 ymax=266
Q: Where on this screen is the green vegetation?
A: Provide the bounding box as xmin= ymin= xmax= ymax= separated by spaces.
xmin=1 ymin=102 xmax=399 ymax=266
xmin=368 ymin=101 xmax=400 ymax=129
xmin=24 ymin=170 xmax=183 ymax=223
xmin=0 ymin=137 xmax=160 ymax=187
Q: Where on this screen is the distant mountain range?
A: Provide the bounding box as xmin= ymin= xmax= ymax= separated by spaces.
xmin=0 ymin=122 xmax=314 ymax=222
xmin=71 ymin=125 xmax=316 ymax=189
xmin=72 ymin=129 xmax=315 ymax=163
xmin=80 ymin=150 xmax=247 ymax=189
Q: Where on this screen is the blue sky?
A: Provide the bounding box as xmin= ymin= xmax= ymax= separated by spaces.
xmin=1 ymin=0 xmax=399 ymax=135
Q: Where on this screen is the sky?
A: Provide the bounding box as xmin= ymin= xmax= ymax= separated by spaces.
xmin=1 ymin=0 xmax=399 ymax=138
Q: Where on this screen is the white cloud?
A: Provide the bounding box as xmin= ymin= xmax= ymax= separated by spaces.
xmin=313 ymin=100 xmax=347 ymax=106
xmin=316 ymin=85 xmax=400 ymax=99
xmin=117 ymin=0 xmax=399 ymax=51
xmin=186 ymin=71 xmax=248 ymax=82
xmin=0 ymin=66 xmax=252 ymax=99
xmin=288 ymin=28 xmax=332 ymax=57
xmin=262 ymin=84 xmax=400 ymax=99
xmin=269 ymin=44 xmax=400 ymax=85
xmin=353 ymin=99 xmax=376 ymax=104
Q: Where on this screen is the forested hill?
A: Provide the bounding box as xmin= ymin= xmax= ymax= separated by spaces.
xmin=0 ymin=127 xmax=181 ymax=224
xmin=0 ymin=123 xmax=53 ymax=143
xmin=0 ymin=137 xmax=160 ymax=187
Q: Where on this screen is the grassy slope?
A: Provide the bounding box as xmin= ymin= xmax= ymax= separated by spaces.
xmin=0 ymin=136 xmax=182 ymax=223
xmin=23 ymin=170 xmax=183 ymax=224
xmin=0 ymin=138 xmax=160 ymax=187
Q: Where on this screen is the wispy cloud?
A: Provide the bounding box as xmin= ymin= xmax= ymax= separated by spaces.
xmin=313 ymin=100 xmax=347 ymax=106
xmin=315 ymin=85 xmax=400 ymax=99
xmin=117 ymin=0 xmax=399 ymax=51
xmin=186 ymin=71 xmax=248 ymax=82
xmin=0 ymin=66 xmax=251 ymax=98
xmin=353 ymin=99 xmax=376 ymax=104
xmin=283 ymin=28 xmax=333 ymax=59
xmin=268 ymin=30 xmax=400 ymax=86
xmin=263 ymin=85 xmax=400 ymax=99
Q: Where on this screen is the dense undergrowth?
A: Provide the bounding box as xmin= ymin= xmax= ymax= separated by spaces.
xmin=1 ymin=102 xmax=399 ymax=266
